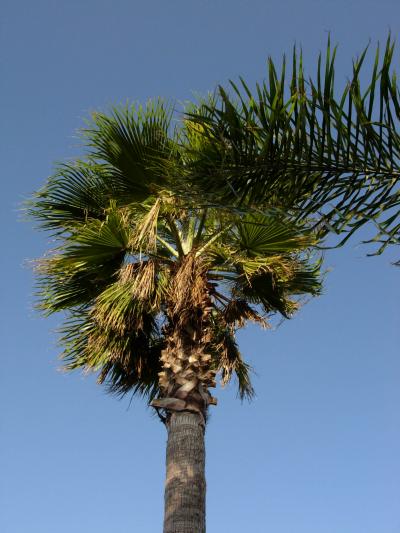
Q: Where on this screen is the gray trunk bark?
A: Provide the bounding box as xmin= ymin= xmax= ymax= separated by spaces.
xmin=163 ymin=411 xmax=206 ymax=533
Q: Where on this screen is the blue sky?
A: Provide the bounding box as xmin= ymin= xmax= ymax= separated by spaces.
xmin=1 ymin=1 xmax=399 ymax=532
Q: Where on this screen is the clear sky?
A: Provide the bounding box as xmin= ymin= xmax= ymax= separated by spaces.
xmin=1 ymin=1 xmax=399 ymax=532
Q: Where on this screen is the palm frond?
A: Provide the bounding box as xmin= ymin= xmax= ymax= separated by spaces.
xmin=59 ymin=309 xmax=162 ymax=400
xmin=92 ymin=260 xmax=168 ymax=334
xmin=209 ymin=322 xmax=254 ymax=400
xmin=131 ymin=198 xmax=161 ymax=253
xmin=185 ymin=35 xmax=400 ymax=253
xmin=35 ymin=257 xmax=122 ymax=313
xmin=27 ymin=162 xmax=111 ymax=232
xmin=233 ymin=214 xmax=316 ymax=255
xmin=223 ymin=298 xmax=269 ymax=328
xmin=83 ymin=101 xmax=176 ymax=202
xmin=232 ymin=252 xmax=321 ymax=317
xmin=61 ymin=206 xmax=130 ymax=264
xmin=34 ymin=205 xmax=131 ymax=313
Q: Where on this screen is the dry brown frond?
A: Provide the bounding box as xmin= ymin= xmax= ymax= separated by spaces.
xmin=131 ymin=199 xmax=161 ymax=252
xmin=121 ymin=260 xmax=157 ymax=301
xmin=118 ymin=262 xmax=137 ymax=283
xmin=90 ymin=261 xmax=159 ymax=335
xmin=217 ymin=335 xmax=240 ymax=387
xmin=170 ymin=254 xmax=208 ymax=320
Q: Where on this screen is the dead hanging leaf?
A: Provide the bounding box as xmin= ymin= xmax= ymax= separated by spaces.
xmin=118 ymin=260 xmax=158 ymax=303
xmin=170 ymin=254 xmax=208 ymax=318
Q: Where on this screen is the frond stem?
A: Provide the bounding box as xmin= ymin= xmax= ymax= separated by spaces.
xmin=166 ymin=215 xmax=185 ymax=257
xmin=195 ymin=224 xmax=233 ymax=258
xmin=194 ymin=208 xmax=208 ymax=246
xmin=155 ymin=235 xmax=179 ymax=258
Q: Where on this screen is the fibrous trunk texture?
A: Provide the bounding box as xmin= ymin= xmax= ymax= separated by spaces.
xmin=163 ymin=411 xmax=206 ymax=533
xmin=152 ymin=255 xmax=217 ymax=416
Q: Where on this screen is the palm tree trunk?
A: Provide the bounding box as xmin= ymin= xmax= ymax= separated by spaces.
xmin=163 ymin=411 xmax=206 ymax=533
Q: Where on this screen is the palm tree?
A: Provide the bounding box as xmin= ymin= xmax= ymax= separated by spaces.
xmin=29 ymin=103 xmax=321 ymax=533
xmin=28 ymin=37 xmax=400 ymax=533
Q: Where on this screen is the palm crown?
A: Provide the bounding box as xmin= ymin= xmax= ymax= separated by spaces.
xmin=30 ymin=103 xmax=321 ymax=409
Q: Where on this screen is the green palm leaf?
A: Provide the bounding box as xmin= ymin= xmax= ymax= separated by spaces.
xmin=185 ymin=35 xmax=400 ymax=254
xmin=27 ymin=163 xmax=111 ymax=231
xmin=232 ymin=214 xmax=316 ymax=255
xmin=84 ymin=101 xmax=175 ymax=202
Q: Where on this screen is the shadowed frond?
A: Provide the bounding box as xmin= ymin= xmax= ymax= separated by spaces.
xmin=233 ymin=257 xmax=321 ymax=317
xmin=223 ymin=299 xmax=269 ymax=328
xmin=208 ymin=320 xmax=254 ymax=400
xmin=205 ymin=214 xmax=322 ymax=318
xmin=59 ymin=307 xmax=162 ymax=400
xmin=35 ymin=257 xmax=123 ymax=313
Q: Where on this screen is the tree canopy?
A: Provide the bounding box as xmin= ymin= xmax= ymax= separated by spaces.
xmin=28 ymin=36 xmax=400 ymax=402
xmin=29 ymin=103 xmax=322 ymax=401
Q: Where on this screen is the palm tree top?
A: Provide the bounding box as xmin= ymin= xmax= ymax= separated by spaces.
xmin=28 ymin=36 xmax=400 ymax=403
xmin=28 ymin=101 xmax=321 ymax=402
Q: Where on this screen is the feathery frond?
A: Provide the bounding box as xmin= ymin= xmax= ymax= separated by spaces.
xmin=185 ymin=36 xmax=400 ymax=254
